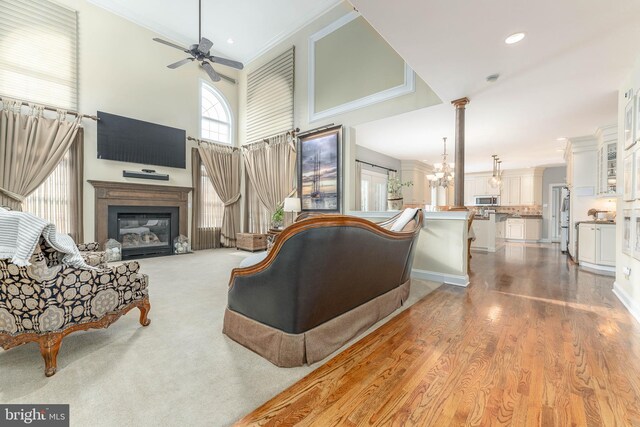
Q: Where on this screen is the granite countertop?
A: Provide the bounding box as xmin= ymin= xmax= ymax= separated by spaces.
xmin=507 ymin=214 xmax=543 ymax=219
xmin=576 ymin=220 xmax=616 ymax=225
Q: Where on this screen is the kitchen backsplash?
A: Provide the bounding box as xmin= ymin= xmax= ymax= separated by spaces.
xmin=470 ymin=205 xmax=543 ymax=216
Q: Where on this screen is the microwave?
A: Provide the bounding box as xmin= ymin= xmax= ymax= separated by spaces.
xmin=474 ymin=195 xmax=499 ymax=206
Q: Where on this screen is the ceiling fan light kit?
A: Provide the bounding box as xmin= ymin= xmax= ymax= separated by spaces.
xmin=152 ymin=0 xmax=244 ymax=84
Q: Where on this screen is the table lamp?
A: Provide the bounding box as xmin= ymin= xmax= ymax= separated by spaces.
xmin=283 ymin=197 xmax=301 ymax=225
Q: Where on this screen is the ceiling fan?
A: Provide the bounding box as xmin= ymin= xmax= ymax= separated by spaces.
xmin=152 ymin=0 xmax=243 ymax=84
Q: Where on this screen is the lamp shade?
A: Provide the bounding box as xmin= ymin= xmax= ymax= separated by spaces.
xmin=283 ymin=197 xmax=301 ymax=212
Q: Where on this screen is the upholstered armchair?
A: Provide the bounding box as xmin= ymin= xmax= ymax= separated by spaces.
xmin=0 ymin=238 xmax=150 ymax=376
xmin=76 ymin=242 xmax=108 ymax=268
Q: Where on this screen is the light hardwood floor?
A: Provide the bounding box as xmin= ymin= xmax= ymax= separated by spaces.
xmin=235 ymin=243 xmax=640 ymax=426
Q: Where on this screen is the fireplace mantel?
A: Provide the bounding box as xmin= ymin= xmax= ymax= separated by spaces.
xmin=89 ymin=180 xmax=192 ymax=245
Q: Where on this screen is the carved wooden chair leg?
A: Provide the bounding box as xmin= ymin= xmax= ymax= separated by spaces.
xmin=38 ymin=333 xmax=63 ymax=377
xmin=138 ymin=298 xmax=151 ymax=327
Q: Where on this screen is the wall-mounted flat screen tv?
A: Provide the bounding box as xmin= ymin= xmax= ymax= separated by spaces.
xmin=97 ymin=111 xmax=186 ymax=169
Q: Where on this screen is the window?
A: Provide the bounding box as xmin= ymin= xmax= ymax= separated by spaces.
xmin=199 ymin=164 xmax=224 ymax=228
xmin=0 ymin=0 xmax=78 ymax=109
xmin=1 ymin=0 xmax=80 ymax=234
xmin=201 ymin=82 xmax=232 ymax=143
xmin=23 ymin=151 xmax=74 ymax=234
xmin=361 ymin=169 xmax=388 ymax=212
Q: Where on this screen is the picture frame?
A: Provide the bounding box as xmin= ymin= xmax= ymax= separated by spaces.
xmin=635 ymin=210 xmax=640 ymax=261
xmin=623 ymin=210 xmax=632 ymax=255
xmin=625 ymin=96 xmax=635 ymax=150
xmin=624 ymin=152 xmax=635 ymax=201
xmin=298 ymin=125 xmax=342 ymax=212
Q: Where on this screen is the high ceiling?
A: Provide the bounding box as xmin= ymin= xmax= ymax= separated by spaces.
xmin=88 ymin=0 xmax=640 ymax=172
xmin=351 ymin=0 xmax=640 ymax=172
xmin=87 ymin=0 xmax=342 ymax=63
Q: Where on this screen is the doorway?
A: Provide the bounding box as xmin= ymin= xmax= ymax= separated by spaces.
xmin=549 ymin=183 xmax=564 ymax=242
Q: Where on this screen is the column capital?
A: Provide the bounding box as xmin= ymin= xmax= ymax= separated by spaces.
xmin=451 ymin=97 xmax=470 ymax=108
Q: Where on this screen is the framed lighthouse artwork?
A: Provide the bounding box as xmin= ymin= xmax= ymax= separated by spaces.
xmin=298 ymin=125 xmax=342 ymax=212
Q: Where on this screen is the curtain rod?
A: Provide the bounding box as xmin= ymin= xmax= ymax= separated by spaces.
xmin=187 ymin=136 xmax=239 ymax=151
xmin=296 ymin=123 xmax=337 ymax=138
xmin=0 ymin=96 xmax=99 ymax=121
xmin=356 ymin=159 xmax=397 ymax=173
xmin=244 ymin=128 xmax=300 ymax=147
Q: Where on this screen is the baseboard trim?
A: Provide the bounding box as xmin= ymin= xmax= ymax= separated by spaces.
xmin=412 ymin=268 xmax=469 ymax=287
xmin=613 ymin=282 xmax=640 ymax=325
xmin=579 ymin=261 xmax=615 ymax=274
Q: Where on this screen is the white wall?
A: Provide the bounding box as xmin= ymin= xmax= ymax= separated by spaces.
xmin=615 ymin=53 xmax=640 ymax=323
xmin=238 ymin=2 xmax=441 ymax=214
xmin=55 ymin=0 xmax=239 ymax=241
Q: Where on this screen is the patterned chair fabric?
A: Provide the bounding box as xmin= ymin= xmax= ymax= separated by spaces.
xmin=76 ymin=242 xmax=107 ymax=268
xmin=0 ymin=238 xmax=150 ymax=376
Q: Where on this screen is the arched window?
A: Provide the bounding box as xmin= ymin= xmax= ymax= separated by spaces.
xmin=201 ymin=82 xmax=232 ymax=143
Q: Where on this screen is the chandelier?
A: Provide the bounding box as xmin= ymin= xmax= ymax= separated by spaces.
xmin=427 ymin=137 xmax=454 ymax=188
xmin=488 ymin=155 xmax=502 ymax=188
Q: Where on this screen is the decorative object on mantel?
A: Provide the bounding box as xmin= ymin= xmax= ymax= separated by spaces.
xmin=488 ymin=155 xmax=503 ymax=188
xmin=387 ymin=177 xmax=413 ymax=211
xmin=104 ymin=238 xmax=122 ymax=262
xmin=152 ymin=0 xmax=243 ymax=84
xmin=123 ymin=170 xmax=170 ymax=181
xmin=427 ymin=137 xmax=455 ymax=189
xmin=173 ymin=235 xmax=191 ymax=254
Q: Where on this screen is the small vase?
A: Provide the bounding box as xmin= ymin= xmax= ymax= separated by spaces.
xmin=387 ymin=198 xmax=403 ymax=211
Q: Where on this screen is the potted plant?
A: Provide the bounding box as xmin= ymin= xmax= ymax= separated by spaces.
xmin=271 ymin=204 xmax=285 ymax=229
xmin=387 ymin=177 xmax=413 ymax=211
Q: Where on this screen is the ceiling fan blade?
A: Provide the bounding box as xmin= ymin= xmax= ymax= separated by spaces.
xmin=202 ymin=62 xmax=221 ymax=82
xmin=197 ymin=37 xmax=213 ymax=54
xmin=167 ymin=58 xmax=194 ymax=69
xmin=153 ymin=37 xmax=190 ymax=53
xmin=207 ymin=55 xmax=244 ymax=70
xmin=217 ymin=72 xmax=237 ymax=84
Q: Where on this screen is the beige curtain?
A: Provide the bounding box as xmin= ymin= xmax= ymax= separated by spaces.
xmin=191 ymin=148 xmax=222 ymax=250
xmin=354 ymin=161 xmax=363 ymax=211
xmin=244 ymin=170 xmax=271 ymax=234
xmin=242 ymin=132 xmax=297 ymax=215
xmin=0 ymin=100 xmax=82 ymax=210
xmin=69 ymin=128 xmax=84 ymax=242
xmin=197 ymin=142 xmax=241 ymax=247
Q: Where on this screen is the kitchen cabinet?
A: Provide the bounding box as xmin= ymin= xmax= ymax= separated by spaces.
xmin=506 ymin=217 xmax=541 ymax=241
xmin=578 ymin=223 xmax=615 ymax=268
xmin=506 ymin=218 xmax=525 ymax=239
xmin=524 ymin=218 xmax=541 ymax=240
xmin=502 ymin=177 xmax=521 ymax=206
xmin=595 ymin=125 xmax=617 ymax=196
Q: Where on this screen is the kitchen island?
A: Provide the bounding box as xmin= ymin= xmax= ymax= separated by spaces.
xmin=470 ymin=213 xmax=508 ymax=252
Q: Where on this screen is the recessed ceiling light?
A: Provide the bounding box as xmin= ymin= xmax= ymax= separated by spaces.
xmin=505 ymin=32 xmax=525 ymax=45
xmin=227 ymin=38 xmax=234 ymax=44
xmin=556 ymin=137 xmax=567 ymax=141
xmin=556 ymin=148 xmax=565 ymax=152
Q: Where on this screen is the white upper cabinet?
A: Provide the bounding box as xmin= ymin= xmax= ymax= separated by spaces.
xmin=465 ymin=168 xmax=543 ymax=206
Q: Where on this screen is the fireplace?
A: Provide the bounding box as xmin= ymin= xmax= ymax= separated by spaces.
xmin=89 ymin=181 xmax=192 ymax=260
xmin=108 ymin=206 xmax=179 ymax=259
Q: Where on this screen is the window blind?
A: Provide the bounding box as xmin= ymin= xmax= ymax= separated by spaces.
xmin=246 ymin=47 xmax=294 ymax=143
xmin=0 ymin=0 xmax=78 ymax=110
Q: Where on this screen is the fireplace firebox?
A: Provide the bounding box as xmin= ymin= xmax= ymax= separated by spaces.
xmin=108 ymin=206 xmax=179 ymax=259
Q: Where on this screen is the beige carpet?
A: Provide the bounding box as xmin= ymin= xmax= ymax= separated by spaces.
xmin=0 ymin=249 xmax=441 ymax=426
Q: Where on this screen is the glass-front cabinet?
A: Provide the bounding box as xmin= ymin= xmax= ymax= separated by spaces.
xmin=597 ymin=141 xmax=617 ymax=196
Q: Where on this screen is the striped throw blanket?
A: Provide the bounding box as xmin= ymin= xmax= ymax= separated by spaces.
xmin=0 ymin=209 xmax=89 ymax=268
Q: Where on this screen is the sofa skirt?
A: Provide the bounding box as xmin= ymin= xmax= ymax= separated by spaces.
xmin=222 ymin=279 xmax=411 ymax=367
